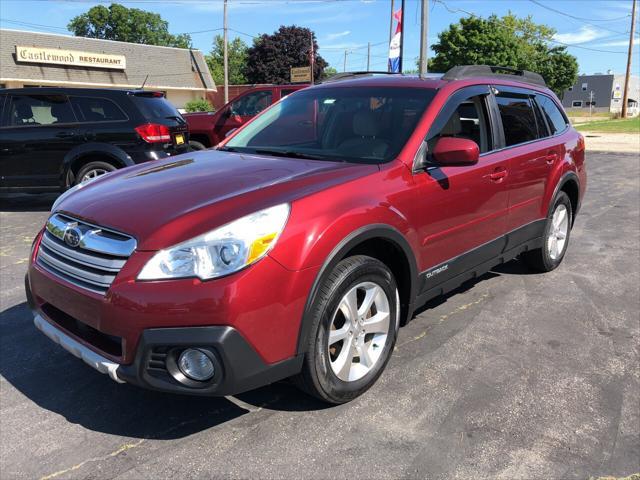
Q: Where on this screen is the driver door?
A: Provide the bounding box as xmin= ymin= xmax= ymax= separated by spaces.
xmin=411 ymin=85 xmax=510 ymax=281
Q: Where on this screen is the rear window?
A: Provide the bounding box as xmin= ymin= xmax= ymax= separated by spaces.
xmin=536 ymin=95 xmax=568 ymax=135
xmin=71 ymin=96 xmax=127 ymax=122
xmin=130 ymin=94 xmax=182 ymax=120
xmin=495 ymin=92 xmax=539 ymax=147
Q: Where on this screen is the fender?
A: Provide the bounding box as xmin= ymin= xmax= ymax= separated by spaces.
xmin=545 ymin=170 xmax=580 ymax=220
xmin=295 ymin=223 xmax=419 ymax=355
xmin=60 ymin=143 xmax=134 ymax=189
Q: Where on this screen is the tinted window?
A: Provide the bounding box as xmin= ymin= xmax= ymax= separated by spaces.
xmin=427 ymin=94 xmax=493 ymax=155
xmin=71 ymin=96 xmax=127 ymax=122
xmin=281 ymin=89 xmax=297 ymax=98
xmin=9 ymin=94 xmax=75 ymax=126
xmin=231 ymin=91 xmax=273 ymax=116
xmin=495 ymin=92 xmax=538 ymax=146
xmin=536 ymin=95 xmax=568 ymax=135
xmin=226 ymin=87 xmax=435 ymax=164
xmin=130 ymin=95 xmax=182 ymax=120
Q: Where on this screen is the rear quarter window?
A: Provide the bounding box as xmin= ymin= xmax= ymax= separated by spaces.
xmin=536 ymin=95 xmax=569 ymax=135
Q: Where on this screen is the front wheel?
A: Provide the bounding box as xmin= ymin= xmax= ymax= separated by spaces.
xmin=295 ymin=255 xmax=399 ymax=404
xmin=521 ymin=191 xmax=573 ymax=272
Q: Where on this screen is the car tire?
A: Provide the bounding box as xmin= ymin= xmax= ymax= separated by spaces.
xmin=294 ymin=255 xmax=399 ymax=404
xmin=521 ymin=191 xmax=573 ymax=272
xmin=189 ymin=140 xmax=207 ymax=151
xmin=75 ymin=161 xmax=117 ymax=185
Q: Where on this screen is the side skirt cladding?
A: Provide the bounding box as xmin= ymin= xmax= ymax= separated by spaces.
xmin=415 ymin=219 xmax=546 ymax=306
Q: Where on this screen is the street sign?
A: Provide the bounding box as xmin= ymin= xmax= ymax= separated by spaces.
xmin=291 ymin=66 xmax=311 ymax=83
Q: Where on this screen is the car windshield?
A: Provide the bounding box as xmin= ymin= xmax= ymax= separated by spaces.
xmin=224 ymin=86 xmax=435 ymax=164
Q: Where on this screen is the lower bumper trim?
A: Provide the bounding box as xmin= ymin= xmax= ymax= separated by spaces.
xmin=33 ymin=313 xmax=124 ymax=383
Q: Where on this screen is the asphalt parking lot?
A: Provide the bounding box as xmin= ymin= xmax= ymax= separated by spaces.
xmin=1 ymin=152 xmax=638 ymax=480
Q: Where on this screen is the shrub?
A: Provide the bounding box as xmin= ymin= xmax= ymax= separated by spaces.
xmin=185 ymin=99 xmax=214 ymax=113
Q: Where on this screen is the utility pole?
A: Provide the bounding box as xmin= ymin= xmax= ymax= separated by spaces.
xmin=344 ymin=49 xmax=348 ymax=72
xmin=223 ymin=0 xmax=229 ymax=104
xmin=388 ymin=0 xmax=394 ymax=72
xmin=621 ymin=0 xmax=637 ymax=118
xmin=418 ymin=0 xmax=429 ymax=77
xmin=589 ymin=91 xmax=594 ymax=117
xmin=367 ymin=42 xmax=371 ymax=71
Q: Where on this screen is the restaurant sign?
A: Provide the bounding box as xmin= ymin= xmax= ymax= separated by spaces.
xmin=16 ymin=46 xmax=126 ymax=70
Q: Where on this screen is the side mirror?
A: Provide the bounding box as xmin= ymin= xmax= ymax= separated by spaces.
xmin=433 ymin=137 xmax=479 ymax=166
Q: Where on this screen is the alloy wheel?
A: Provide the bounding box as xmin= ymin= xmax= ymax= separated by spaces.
xmin=327 ymin=281 xmax=390 ymax=382
xmin=548 ymin=204 xmax=569 ymax=260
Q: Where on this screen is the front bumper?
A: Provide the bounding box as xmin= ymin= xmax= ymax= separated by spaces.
xmin=31 ymin=307 xmax=303 ymax=396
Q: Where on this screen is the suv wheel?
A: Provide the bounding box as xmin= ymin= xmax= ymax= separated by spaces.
xmin=521 ymin=191 xmax=572 ymax=272
xmin=295 ymin=255 xmax=399 ymax=404
xmin=75 ymin=161 xmax=117 ymax=185
xmin=189 ymin=140 xmax=207 ymax=151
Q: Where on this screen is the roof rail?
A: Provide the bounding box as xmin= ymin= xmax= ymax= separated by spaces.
xmin=442 ymin=65 xmax=546 ymax=87
xmin=320 ymin=71 xmax=401 ymax=84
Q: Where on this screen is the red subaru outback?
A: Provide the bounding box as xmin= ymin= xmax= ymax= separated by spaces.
xmin=26 ymin=66 xmax=586 ymax=404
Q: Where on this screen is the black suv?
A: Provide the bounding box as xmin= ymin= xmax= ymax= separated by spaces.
xmin=0 ymin=88 xmax=189 ymax=192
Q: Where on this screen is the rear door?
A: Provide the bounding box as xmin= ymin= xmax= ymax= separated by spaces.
xmin=413 ymin=85 xmax=510 ymax=273
xmin=0 ymin=93 xmax=78 ymax=190
xmin=492 ymin=86 xmax=557 ymax=230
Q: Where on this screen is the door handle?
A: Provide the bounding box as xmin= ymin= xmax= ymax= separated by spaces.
xmin=544 ymin=153 xmax=558 ymax=165
xmin=485 ymin=168 xmax=508 ymax=182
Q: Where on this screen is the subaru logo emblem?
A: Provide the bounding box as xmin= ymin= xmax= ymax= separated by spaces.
xmin=63 ymin=227 xmax=82 ymax=248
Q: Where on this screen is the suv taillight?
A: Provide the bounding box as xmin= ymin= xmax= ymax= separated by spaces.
xmin=135 ymin=123 xmax=171 ymax=143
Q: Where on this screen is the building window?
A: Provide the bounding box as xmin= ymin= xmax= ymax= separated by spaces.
xmin=581 ymin=83 xmax=588 ymax=91
xmin=568 ymin=86 xmax=573 ymax=91
xmin=572 ymin=101 xmax=583 ymax=108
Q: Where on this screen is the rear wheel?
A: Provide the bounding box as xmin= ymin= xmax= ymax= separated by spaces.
xmin=189 ymin=140 xmax=207 ymax=151
xmin=521 ymin=191 xmax=572 ymax=272
xmin=295 ymin=255 xmax=399 ymax=404
xmin=75 ymin=161 xmax=117 ymax=185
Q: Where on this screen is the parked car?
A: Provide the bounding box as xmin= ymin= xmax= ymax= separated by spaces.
xmin=27 ymin=66 xmax=586 ymax=404
xmin=0 ymin=87 xmax=189 ymax=192
xmin=184 ymin=84 xmax=309 ymax=149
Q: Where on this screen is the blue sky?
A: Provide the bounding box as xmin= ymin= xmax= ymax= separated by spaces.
xmin=0 ymin=0 xmax=638 ymax=75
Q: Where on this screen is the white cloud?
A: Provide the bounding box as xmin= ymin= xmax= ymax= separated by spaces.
xmin=553 ymin=26 xmax=608 ymax=44
xmin=600 ymin=37 xmax=640 ymax=47
xmin=326 ymin=30 xmax=351 ymax=40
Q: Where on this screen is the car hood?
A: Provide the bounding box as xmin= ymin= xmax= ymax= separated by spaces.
xmin=56 ymin=150 xmax=378 ymax=250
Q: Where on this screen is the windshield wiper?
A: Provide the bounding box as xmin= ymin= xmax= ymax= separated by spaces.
xmin=165 ymin=115 xmax=186 ymax=124
xmin=254 ymin=149 xmax=330 ymax=161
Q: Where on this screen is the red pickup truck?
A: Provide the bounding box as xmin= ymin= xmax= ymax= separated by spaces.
xmin=185 ymin=84 xmax=309 ymax=149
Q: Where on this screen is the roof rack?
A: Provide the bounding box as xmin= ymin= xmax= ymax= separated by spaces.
xmin=320 ymin=71 xmax=401 ymax=84
xmin=442 ymin=65 xmax=546 ymax=87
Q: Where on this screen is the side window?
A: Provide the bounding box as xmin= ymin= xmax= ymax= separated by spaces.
xmin=0 ymin=94 xmax=7 ymax=127
xmin=231 ymin=91 xmax=273 ymax=116
xmin=535 ymin=95 xmax=569 ymax=135
xmin=495 ymin=92 xmax=538 ymax=147
xmin=426 ymin=94 xmax=493 ymax=155
xmin=9 ymin=95 xmax=75 ymax=126
xmin=70 ymin=96 xmax=127 ymax=122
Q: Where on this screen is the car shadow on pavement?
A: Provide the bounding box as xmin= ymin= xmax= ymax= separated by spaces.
xmin=0 ymin=193 xmax=58 ymax=212
xmin=0 ymin=302 xmax=329 ymax=440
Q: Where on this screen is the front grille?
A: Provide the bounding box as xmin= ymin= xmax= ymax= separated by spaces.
xmin=37 ymin=213 xmax=136 ymax=295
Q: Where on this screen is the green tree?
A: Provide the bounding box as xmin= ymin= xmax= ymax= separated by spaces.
xmin=68 ymin=3 xmax=191 ymax=48
xmin=321 ymin=66 xmax=338 ymax=80
xmin=184 ymin=98 xmax=214 ymax=113
xmin=244 ymin=26 xmax=327 ymax=84
xmin=426 ymin=13 xmax=578 ymax=95
xmin=206 ymin=35 xmax=249 ymax=86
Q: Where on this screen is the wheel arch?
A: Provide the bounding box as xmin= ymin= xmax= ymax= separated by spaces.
xmin=547 ymin=171 xmax=580 ymax=227
xmin=295 ymin=224 xmax=418 ymax=355
xmin=61 ymin=144 xmax=134 ymax=189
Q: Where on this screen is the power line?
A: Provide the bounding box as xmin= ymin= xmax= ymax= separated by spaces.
xmin=528 ymin=0 xmax=631 ymax=23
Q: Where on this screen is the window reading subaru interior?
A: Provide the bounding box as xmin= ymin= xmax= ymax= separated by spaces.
xmin=224 ymin=87 xmax=435 ymax=163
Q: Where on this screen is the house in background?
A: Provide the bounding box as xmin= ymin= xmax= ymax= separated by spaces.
xmin=0 ymin=29 xmax=216 ymax=110
xmin=561 ymin=72 xmax=640 ymax=117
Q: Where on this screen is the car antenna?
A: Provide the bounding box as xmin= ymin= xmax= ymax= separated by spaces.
xmin=140 ymin=74 xmax=149 ymax=89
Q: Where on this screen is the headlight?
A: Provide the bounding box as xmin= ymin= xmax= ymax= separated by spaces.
xmin=137 ymin=203 xmax=290 ymax=281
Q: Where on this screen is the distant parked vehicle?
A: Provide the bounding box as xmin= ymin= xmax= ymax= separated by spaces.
xmin=0 ymin=87 xmax=189 ymax=192
xmin=184 ymin=84 xmax=309 ymax=149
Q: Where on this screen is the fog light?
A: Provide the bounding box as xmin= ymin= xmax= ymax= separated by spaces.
xmin=178 ymin=349 xmax=215 ymax=381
